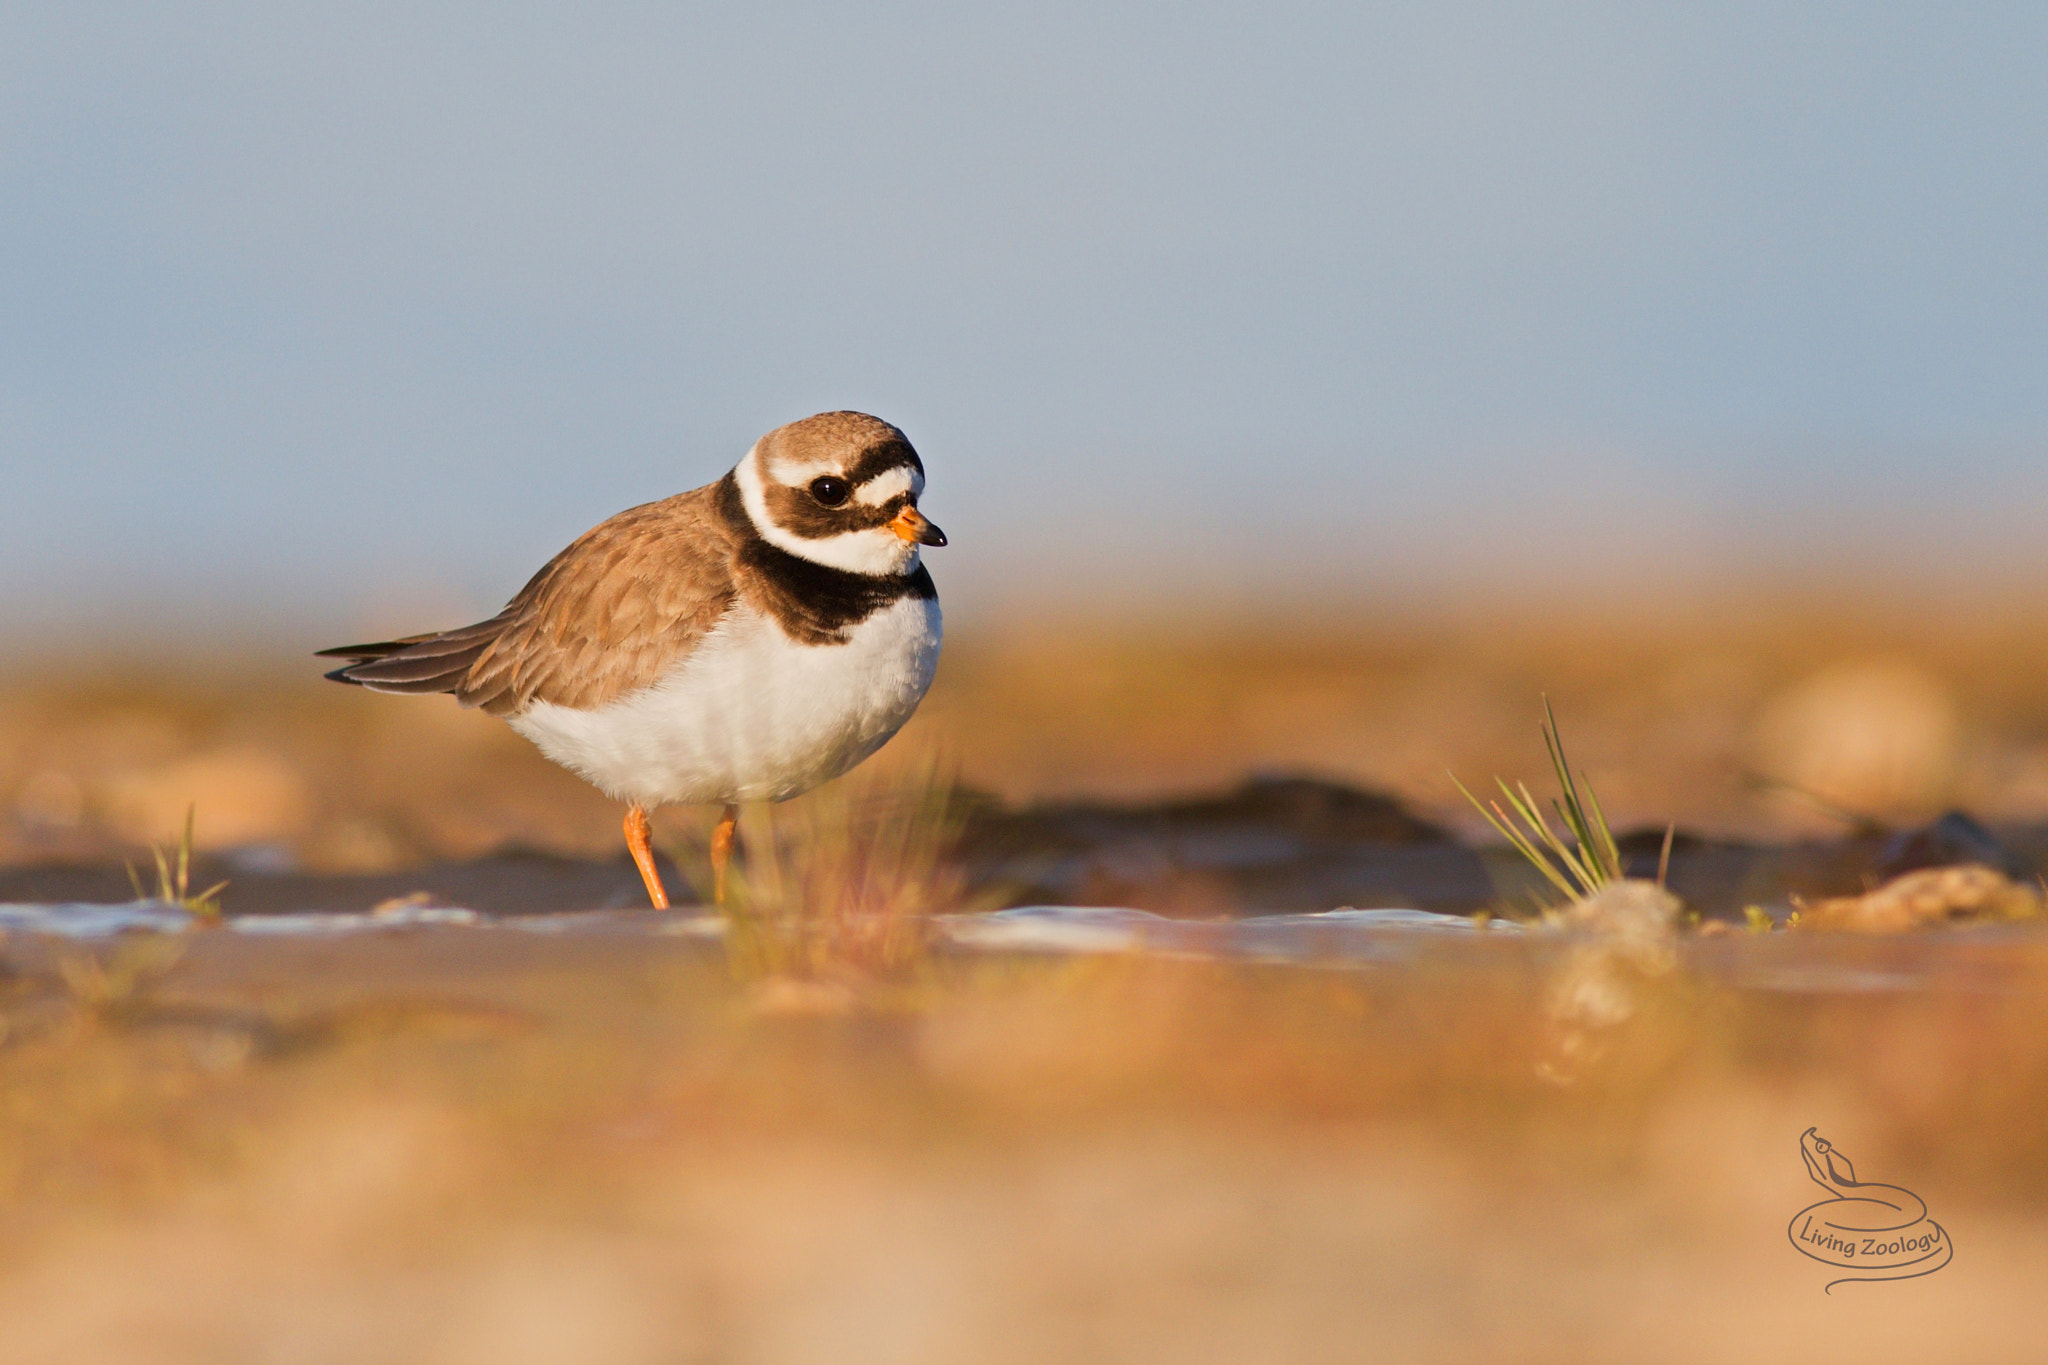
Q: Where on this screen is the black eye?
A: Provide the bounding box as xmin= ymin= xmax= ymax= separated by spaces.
xmin=810 ymin=476 xmax=850 ymax=506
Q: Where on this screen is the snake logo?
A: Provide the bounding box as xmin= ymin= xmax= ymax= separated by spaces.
xmin=1787 ymin=1127 xmax=1952 ymax=1292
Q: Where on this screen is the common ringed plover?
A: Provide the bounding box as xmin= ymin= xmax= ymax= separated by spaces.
xmin=319 ymin=411 xmax=946 ymax=907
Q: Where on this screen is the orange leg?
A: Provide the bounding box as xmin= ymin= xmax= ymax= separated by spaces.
xmin=624 ymin=803 xmax=669 ymax=910
xmin=710 ymin=803 xmax=740 ymax=905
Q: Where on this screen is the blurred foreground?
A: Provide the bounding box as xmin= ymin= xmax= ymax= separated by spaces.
xmin=1 ymin=918 xmax=2043 ymax=1363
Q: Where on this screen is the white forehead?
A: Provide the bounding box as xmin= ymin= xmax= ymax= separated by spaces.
xmin=854 ymin=465 xmax=922 ymax=506
xmin=759 ymin=453 xmax=839 ymax=482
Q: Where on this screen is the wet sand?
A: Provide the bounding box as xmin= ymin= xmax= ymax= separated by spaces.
xmin=5 ymin=776 xmax=2044 ymax=921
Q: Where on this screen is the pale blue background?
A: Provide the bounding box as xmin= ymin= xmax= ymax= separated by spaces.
xmin=3 ymin=3 xmax=2044 ymax=642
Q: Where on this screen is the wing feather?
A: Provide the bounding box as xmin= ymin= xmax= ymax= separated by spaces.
xmin=321 ymin=486 xmax=739 ymax=716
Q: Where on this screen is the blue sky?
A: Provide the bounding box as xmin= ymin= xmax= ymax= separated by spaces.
xmin=3 ymin=3 xmax=2044 ymax=642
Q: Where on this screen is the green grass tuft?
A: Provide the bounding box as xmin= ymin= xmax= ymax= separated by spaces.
xmin=1452 ymin=698 xmax=1624 ymax=907
xmin=125 ymin=805 xmax=228 ymax=922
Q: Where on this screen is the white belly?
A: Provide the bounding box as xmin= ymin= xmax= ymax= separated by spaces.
xmin=508 ymin=595 xmax=942 ymax=806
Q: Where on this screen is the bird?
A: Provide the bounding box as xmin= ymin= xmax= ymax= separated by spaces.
xmin=317 ymin=410 xmax=946 ymax=908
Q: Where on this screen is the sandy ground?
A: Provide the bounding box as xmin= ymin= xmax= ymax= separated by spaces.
xmin=0 ymin=922 xmax=2043 ymax=1364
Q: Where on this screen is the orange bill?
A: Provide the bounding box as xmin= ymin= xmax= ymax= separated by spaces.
xmin=889 ymin=506 xmax=947 ymax=546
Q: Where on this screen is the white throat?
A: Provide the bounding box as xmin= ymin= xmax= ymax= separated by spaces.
xmin=734 ymin=444 xmax=921 ymax=577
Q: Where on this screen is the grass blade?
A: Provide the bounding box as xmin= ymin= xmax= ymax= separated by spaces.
xmin=1453 ymin=702 xmax=1626 ymax=908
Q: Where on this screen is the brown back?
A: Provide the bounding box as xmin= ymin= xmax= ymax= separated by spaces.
xmin=320 ymin=484 xmax=740 ymax=716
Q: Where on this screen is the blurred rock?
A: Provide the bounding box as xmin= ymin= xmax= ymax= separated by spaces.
xmin=1874 ymin=810 xmax=2028 ymax=881
xmin=1539 ymin=879 xmax=1682 ymax=1083
xmin=964 ymin=775 xmax=1446 ymax=861
xmin=99 ymin=746 xmax=314 ymax=850
xmin=1549 ymin=880 xmax=1681 ymax=975
xmin=1751 ymin=659 xmax=1961 ymax=817
xmin=1160 ymin=775 xmax=1450 ymax=843
xmin=957 ymin=775 xmax=1466 ymax=915
xmin=1795 ymin=864 xmax=2043 ymax=933
xmin=226 ymin=844 xmax=300 ymax=874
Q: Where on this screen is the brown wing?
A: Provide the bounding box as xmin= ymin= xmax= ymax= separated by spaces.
xmin=319 ymin=486 xmax=738 ymax=716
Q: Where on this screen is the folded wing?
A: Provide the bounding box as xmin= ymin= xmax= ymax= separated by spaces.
xmin=319 ymin=487 xmax=738 ymax=716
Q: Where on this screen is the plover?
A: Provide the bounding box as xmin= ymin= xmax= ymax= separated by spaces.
xmin=318 ymin=411 xmax=946 ymax=907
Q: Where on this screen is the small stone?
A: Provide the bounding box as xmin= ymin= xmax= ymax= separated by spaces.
xmin=1795 ymin=864 xmax=2044 ymax=933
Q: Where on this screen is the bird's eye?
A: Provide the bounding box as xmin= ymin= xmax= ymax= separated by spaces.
xmin=810 ymin=476 xmax=850 ymax=506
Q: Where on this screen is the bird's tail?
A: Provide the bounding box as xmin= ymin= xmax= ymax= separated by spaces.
xmin=315 ymin=616 xmax=509 ymax=697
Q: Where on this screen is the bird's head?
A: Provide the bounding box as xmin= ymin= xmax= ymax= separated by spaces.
xmin=734 ymin=411 xmax=945 ymax=576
